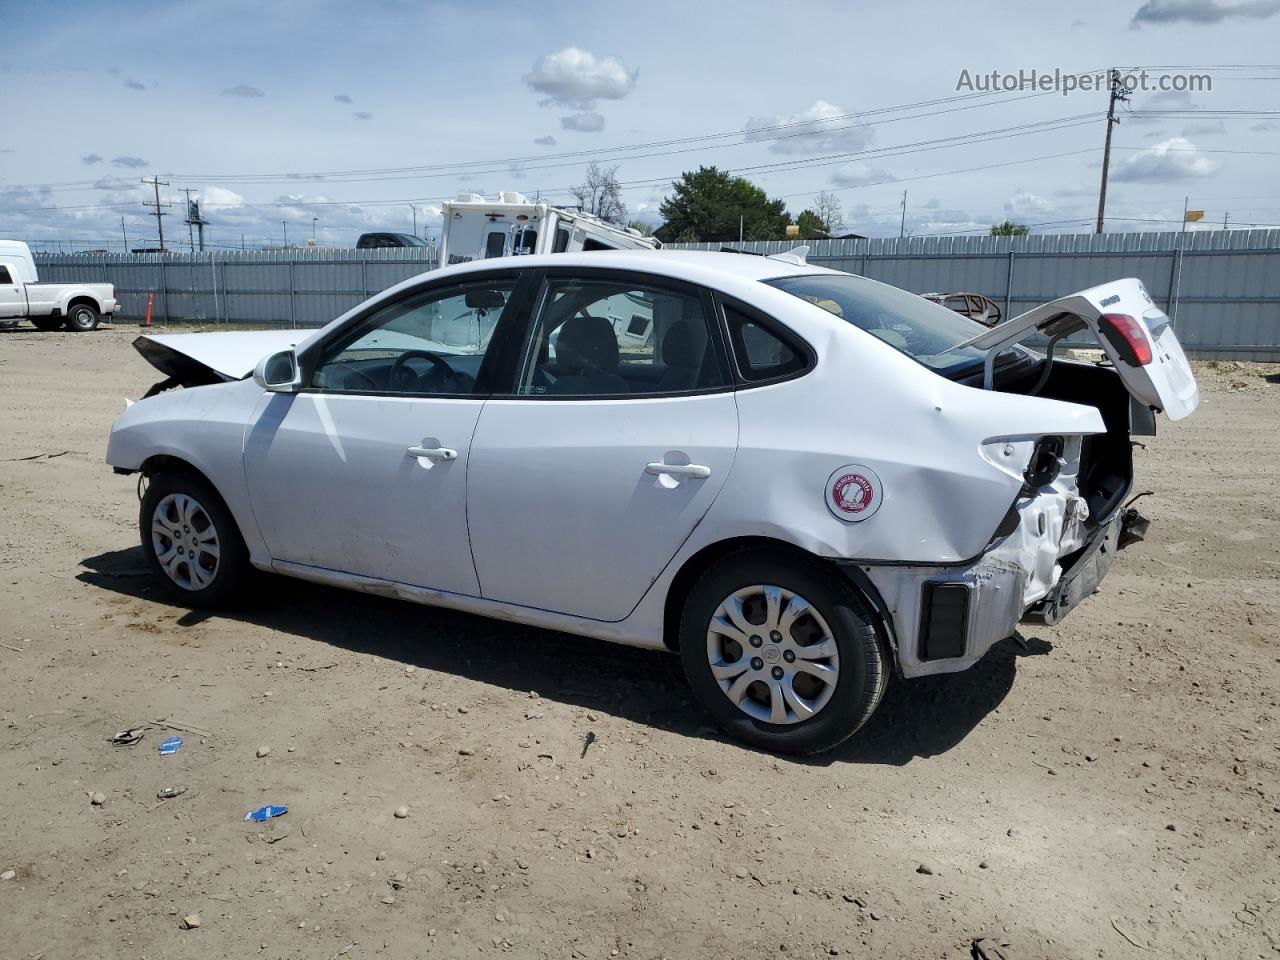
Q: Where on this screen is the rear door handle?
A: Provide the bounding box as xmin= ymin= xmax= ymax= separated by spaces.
xmin=645 ymin=462 xmax=711 ymax=480
xmin=407 ymin=445 xmax=457 ymax=462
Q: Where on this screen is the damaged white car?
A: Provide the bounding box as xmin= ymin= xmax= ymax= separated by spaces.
xmin=106 ymin=251 xmax=1199 ymax=754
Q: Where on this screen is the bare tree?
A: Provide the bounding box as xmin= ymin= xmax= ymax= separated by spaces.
xmin=570 ymin=161 xmax=627 ymax=225
xmin=812 ymin=190 xmax=844 ymax=236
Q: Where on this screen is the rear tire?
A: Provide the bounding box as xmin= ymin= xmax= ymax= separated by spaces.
xmin=31 ymin=317 xmax=64 ymax=332
xmin=66 ymin=303 xmax=100 ymax=332
xmin=679 ymin=549 xmax=888 ymax=755
xmin=140 ymin=471 xmax=249 ymax=608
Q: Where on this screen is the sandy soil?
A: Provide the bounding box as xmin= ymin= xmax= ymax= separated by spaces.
xmin=1 ymin=324 xmax=1277 ymax=960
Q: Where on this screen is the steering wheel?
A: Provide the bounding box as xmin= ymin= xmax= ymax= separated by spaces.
xmin=330 ymin=361 xmax=378 ymax=389
xmin=389 ymin=350 xmax=456 ymax=392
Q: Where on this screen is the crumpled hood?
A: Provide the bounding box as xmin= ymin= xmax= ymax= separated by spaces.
xmin=134 ymin=330 xmax=314 ymax=382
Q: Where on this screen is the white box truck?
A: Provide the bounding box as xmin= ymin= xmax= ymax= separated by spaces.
xmin=0 ymin=241 xmax=118 ymax=331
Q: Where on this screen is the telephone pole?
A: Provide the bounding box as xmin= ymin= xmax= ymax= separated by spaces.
xmin=120 ymin=216 xmax=129 ymax=253
xmin=1095 ymin=67 xmax=1129 ymax=234
xmin=899 ymin=190 xmax=907 ymax=238
xmin=182 ymin=189 xmax=207 ymax=252
xmin=141 ymin=177 xmax=171 ymax=251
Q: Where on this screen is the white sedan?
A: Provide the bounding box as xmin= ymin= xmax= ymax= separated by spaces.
xmin=107 ymin=250 xmax=1199 ymax=754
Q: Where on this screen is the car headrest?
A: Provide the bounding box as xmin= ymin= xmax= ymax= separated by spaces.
xmin=556 ymin=316 xmax=619 ymax=374
xmin=661 ymin=321 xmax=701 ymax=369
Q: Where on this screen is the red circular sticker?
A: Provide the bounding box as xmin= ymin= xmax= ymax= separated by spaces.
xmin=831 ymin=473 xmax=874 ymax=514
xmin=825 ymin=464 xmax=882 ymax=523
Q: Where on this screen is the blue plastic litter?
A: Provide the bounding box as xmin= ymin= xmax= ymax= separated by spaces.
xmin=158 ymin=736 xmax=183 ymax=755
xmin=245 ymin=805 xmax=288 ymax=823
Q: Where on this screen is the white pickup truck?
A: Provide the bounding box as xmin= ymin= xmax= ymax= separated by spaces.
xmin=0 ymin=240 xmax=118 ymax=332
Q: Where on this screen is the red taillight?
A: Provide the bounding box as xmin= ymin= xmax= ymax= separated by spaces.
xmin=1101 ymin=313 xmax=1153 ymax=366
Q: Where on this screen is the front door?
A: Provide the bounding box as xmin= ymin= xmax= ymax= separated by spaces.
xmin=0 ymin=264 xmax=23 ymax=319
xmin=243 ymin=271 xmax=532 ymax=595
xmin=467 ymin=271 xmax=739 ymax=621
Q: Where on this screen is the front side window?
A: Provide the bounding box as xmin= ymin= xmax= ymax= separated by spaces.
xmin=311 ymin=278 xmax=517 ymax=395
xmin=518 ymin=277 xmax=729 ymax=397
xmin=765 ymin=273 xmax=991 ymax=375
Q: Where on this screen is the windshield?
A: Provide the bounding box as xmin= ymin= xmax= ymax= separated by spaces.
xmin=765 ymin=273 xmax=993 ymax=374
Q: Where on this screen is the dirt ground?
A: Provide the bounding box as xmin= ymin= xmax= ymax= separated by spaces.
xmin=1 ymin=324 xmax=1277 ymax=960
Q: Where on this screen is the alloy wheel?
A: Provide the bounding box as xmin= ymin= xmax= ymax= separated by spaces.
xmin=705 ymin=584 xmax=840 ymax=725
xmin=151 ymin=493 xmax=221 ymax=591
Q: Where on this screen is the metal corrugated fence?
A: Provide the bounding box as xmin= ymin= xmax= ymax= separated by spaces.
xmin=33 ymin=248 xmax=438 ymax=329
xmin=670 ymin=230 xmax=1280 ymax=361
xmin=33 ymin=230 xmax=1280 ymax=359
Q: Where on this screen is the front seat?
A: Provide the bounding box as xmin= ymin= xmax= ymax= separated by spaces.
xmin=656 ymin=321 xmax=702 ymax=391
xmin=547 ymin=316 xmax=629 ymax=395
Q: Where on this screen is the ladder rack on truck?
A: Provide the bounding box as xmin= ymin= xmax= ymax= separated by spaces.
xmin=439 ymin=192 xmax=659 ymax=266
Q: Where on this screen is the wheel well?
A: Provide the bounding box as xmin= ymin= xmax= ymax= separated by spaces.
xmin=141 ymin=454 xmax=205 ymax=480
xmin=660 ymin=536 xmax=896 ymax=657
xmin=66 ymin=296 xmax=100 ymax=315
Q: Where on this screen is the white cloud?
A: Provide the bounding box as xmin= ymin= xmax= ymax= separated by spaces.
xmin=523 ymin=47 xmax=637 ymax=110
xmin=353 ymin=111 xmax=373 ymax=120
xmin=81 ymin=153 xmax=103 ymax=165
xmin=829 ymin=164 xmax=895 ymax=187
xmin=533 ymin=135 xmax=557 ymax=146
xmin=560 ymin=111 xmax=605 ymax=133
xmin=221 ymin=84 xmax=265 ymax=98
xmin=1132 ymin=0 xmax=1280 ymax=25
xmin=124 ymin=78 xmax=146 ymax=91
xmin=111 ymin=155 xmax=148 ymax=169
xmin=1251 ymin=120 xmax=1279 ymax=131
xmin=1112 ymin=137 xmax=1218 ymax=182
xmin=1004 ymin=190 xmax=1053 ymax=218
xmin=744 ymin=100 xmax=873 ymax=155
xmin=333 ymin=94 xmax=352 ymax=104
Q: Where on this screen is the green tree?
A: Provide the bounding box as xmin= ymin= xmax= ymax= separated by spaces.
xmin=796 ymin=209 xmax=828 ymax=239
xmin=655 ymin=166 xmax=790 ymax=243
xmin=626 ymin=219 xmax=654 ymax=236
xmin=990 ymin=220 xmax=1030 ymax=236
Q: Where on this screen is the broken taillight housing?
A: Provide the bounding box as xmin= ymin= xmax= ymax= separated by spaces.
xmin=1024 ymin=435 xmax=1064 ymax=489
xmin=1100 ymin=313 xmax=1153 ymax=366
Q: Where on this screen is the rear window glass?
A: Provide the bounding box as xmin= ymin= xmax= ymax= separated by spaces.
xmin=765 ymin=273 xmax=990 ymax=374
xmin=0 ymin=266 xmax=12 ymax=284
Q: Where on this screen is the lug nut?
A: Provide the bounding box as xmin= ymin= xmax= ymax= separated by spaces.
xmin=749 ymin=635 xmax=763 ymax=647
xmin=782 ymin=649 xmax=796 ymax=663
xmin=751 ymin=657 xmax=764 ymax=671
xmin=770 ymin=630 xmax=782 ymax=642
xmin=771 ymin=666 xmax=785 ymax=680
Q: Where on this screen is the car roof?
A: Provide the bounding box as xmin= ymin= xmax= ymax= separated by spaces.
xmin=433 ymin=249 xmax=838 ymax=284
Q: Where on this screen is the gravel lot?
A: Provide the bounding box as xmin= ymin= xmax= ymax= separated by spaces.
xmin=1 ymin=324 xmax=1277 ymax=960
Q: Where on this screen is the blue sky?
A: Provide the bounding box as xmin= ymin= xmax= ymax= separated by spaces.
xmin=2 ymin=0 xmax=1278 ymax=249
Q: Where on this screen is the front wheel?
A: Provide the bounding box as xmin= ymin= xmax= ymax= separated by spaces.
xmin=679 ymin=550 xmax=889 ymax=755
xmin=140 ymin=472 xmax=249 ymax=607
xmin=66 ymin=303 xmax=100 ymax=331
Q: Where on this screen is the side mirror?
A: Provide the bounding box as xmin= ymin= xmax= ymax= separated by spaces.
xmin=253 ymin=349 xmax=301 ymax=392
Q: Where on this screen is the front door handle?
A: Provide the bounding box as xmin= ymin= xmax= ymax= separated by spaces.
xmin=407 ymin=445 xmax=458 ymax=462
xmin=645 ymin=461 xmax=711 ymax=480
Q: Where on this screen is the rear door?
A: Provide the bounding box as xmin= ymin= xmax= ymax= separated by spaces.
xmin=466 ymin=268 xmax=739 ymax=621
xmin=961 ymin=278 xmax=1199 ymax=420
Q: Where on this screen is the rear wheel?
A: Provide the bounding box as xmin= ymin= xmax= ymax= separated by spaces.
xmin=679 ymin=549 xmax=888 ymax=755
xmin=66 ymin=303 xmax=100 ymax=332
xmin=140 ymin=471 xmax=249 ymax=607
xmin=31 ymin=316 xmax=64 ymax=332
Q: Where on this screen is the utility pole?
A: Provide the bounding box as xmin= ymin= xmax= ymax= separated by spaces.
xmin=1223 ymin=211 xmax=1229 ymax=230
xmin=120 ymin=216 xmax=129 ymax=253
xmin=899 ymin=190 xmax=907 ymax=238
xmin=1095 ymin=67 xmax=1129 ymax=234
xmin=411 ymin=205 xmax=417 ymax=238
xmin=141 ymin=176 xmax=171 ymax=251
xmin=312 ymin=217 xmax=318 ymax=243
xmin=182 ymin=188 xmax=197 ymax=252
xmin=281 ymin=221 xmax=289 ymax=247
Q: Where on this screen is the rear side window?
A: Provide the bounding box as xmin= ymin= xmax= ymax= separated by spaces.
xmin=582 ymin=238 xmax=615 ymax=251
xmin=0 ymin=266 xmax=12 ymax=284
xmin=553 ymin=228 xmax=570 ymax=253
xmin=723 ymin=303 xmax=808 ymax=383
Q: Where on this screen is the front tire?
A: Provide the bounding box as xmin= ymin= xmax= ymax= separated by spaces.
xmin=140 ymin=472 xmax=249 ymax=607
xmin=679 ymin=549 xmax=888 ymax=755
xmin=66 ymin=303 xmax=100 ymax=331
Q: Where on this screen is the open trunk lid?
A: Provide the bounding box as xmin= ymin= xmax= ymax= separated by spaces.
xmin=134 ymin=330 xmax=309 ymax=383
xmin=958 ymin=278 xmax=1199 ymax=421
